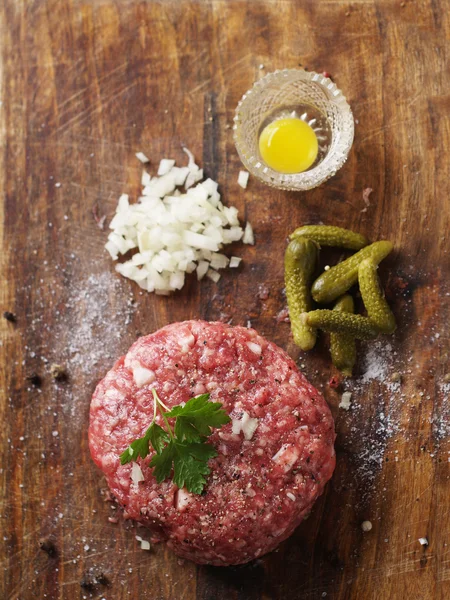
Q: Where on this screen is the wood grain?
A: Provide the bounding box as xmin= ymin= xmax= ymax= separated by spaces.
xmin=1 ymin=1 xmax=449 ymax=598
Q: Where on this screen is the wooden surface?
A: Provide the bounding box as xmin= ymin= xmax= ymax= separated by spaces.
xmin=1 ymin=1 xmax=449 ymax=598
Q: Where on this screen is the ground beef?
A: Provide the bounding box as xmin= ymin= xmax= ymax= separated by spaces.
xmin=89 ymin=320 xmax=335 ymax=566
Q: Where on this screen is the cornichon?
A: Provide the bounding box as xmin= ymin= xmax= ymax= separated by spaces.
xmin=302 ymin=310 xmax=379 ymax=340
xmin=359 ymin=259 xmax=396 ymax=334
xmin=311 ymin=240 xmax=393 ymax=304
xmin=290 ymin=225 xmax=369 ymax=251
xmin=284 ymin=238 xmax=319 ymax=351
xmin=330 ymin=295 xmax=357 ymax=377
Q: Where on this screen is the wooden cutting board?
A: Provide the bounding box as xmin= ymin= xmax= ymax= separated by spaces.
xmin=1 ymin=1 xmax=449 ymax=598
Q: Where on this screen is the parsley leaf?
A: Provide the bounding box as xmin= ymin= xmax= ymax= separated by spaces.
xmin=120 ymin=426 xmax=152 ymax=464
xmin=150 ymin=440 xmax=218 ymax=494
xmin=119 ymin=389 xmax=230 ymax=494
xmin=120 ymin=423 xmax=169 ymax=465
xmin=148 ymin=423 xmax=170 ymax=454
xmin=166 ymin=394 xmax=231 ymax=443
xmin=172 ymin=442 xmax=217 ymax=495
xmin=150 ymin=440 xmax=176 ymax=483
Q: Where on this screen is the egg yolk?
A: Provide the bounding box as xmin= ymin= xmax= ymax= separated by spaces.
xmin=258 ymin=117 xmax=319 ymax=174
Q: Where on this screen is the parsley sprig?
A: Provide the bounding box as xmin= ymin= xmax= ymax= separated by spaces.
xmin=120 ymin=389 xmax=230 ymax=494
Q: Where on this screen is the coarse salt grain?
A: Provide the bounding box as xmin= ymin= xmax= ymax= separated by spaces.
xmin=361 ymin=520 xmax=372 ymax=532
xmin=339 ymin=392 xmax=352 ymax=410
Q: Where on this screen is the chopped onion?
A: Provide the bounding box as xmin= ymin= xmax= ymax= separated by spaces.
xmin=247 ymin=342 xmax=261 ymax=355
xmin=242 ymin=415 xmax=259 ymax=440
xmin=106 ymin=149 xmax=252 ymax=294
xmin=135 ymin=152 xmax=150 ymax=164
xmin=133 ymin=366 xmax=155 ymax=388
xmin=136 ymin=535 xmax=151 ymax=550
xmin=229 ymin=256 xmax=242 ymax=268
xmin=210 ymin=253 xmax=229 ymax=270
xmin=182 ymin=146 xmax=196 ymax=167
xmin=141 ymin=171 xmax=151 ymax=186
xmin=231 ymin=411 xmax=259 ymax=440
xmin=243 ymin=222 xmax=255 ymax=245
xmin=271 ymin=444 xmax=299 ymax=472
xmin=176 ymin=488 xmax=193 ymax=511
xmin=131 ymin=463 xmax=144 ymax=484
xmin=206 ymin=268 xmax=221 ymax=283
xmin=158 ymin=159 xmax=175 ymax=175
xmin=339 ymin=391 xmax=352 ymax=410
xmin=196 ymin=260 xmax=209 ymax=281
xmin=184 ymin=230 xmax=219 ymax=252
xmin=238 ymin=170 xmax=249 ymax=189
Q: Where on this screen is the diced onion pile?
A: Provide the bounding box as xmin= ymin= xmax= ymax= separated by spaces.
xmin=105 ymin=149 xmax=254 ymax=295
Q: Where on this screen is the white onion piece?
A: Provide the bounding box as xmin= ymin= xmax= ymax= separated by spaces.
xmin=206 ymin=268 xmax=221 ymax=283
xmin=131 ymin=463 xmax=144 ymax=484
xmin=141 ymin=170 xmax=151 ymax=186
xmin=339 ymin=392 xmax=352 ymax=410
xmin=210 ymin=253 xmax=229 ymax=270
xmin=231 ymin=411 xmax=259 ymax=441
xmin=196 ymin=261 xmax=209 ymax=280
xmin=133 ymin=366 xmax=155 ymax=388
xmin=272 ymin=444 xmax=299 ymax=472
xmin=238 ymin=170 xmax=249 ymax=189
xmin=172 ymin=166 xmax=190 ymax=186
xmin=247 ymin=342 xmax=261 ymax=355
xmin=176 ymin=488 xmax=193 ymax=511
xmin=243 ymin=222 xmax=255 ymax=245
xmin=229 ymin=256 xmax=242 ymax=268
xmin=182 ymin=146 xmax=198 ymax=169
xmin=135 ymin=152 xmax=150 ymax=163
xmin=242 ymin=415 xmax=259 ymax=440
xmin=158 ymin=159 xmax=175 ymax=175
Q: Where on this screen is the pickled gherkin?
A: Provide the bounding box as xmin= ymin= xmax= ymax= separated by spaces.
xmin=330 ymin=295 xmax=357 ymax=377
xmin=303 ymin=310 xmax=379 ymax=340
xmin=311 ymin=240 xmax=393 ymax=304
xmin=290 ymin=225 xmax=368 ymax=251
xmin=359 ymin=259 xmax=396 ymax=334
xmin=284 ymin=238 xmax=319 ymax=350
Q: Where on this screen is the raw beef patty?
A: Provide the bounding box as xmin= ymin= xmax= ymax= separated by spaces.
xmin=89 ymin=320 xmax=335 ymax=566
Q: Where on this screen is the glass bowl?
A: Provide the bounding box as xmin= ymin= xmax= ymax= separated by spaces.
xmin=233 ymin=69 xmax=354 ymax=191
